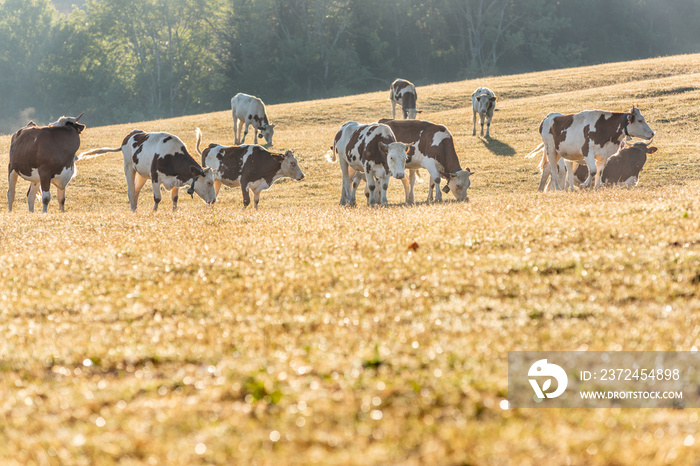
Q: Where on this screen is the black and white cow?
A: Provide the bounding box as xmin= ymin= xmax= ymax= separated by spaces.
xmin=195 ymin=128 xmax=304 ymax=209
xmin=231 ymin=93 xmax=275 ymax=146
xmin=79 ymin=130 xmax=216 ymax=211
xmin=471 ymin=87 xmax=497 ymax=138
xmin=327 ymin=122 xmax=407 ymax=206
xmin=389 ymin=79 xmax=421 ymax=120
xmin=7 ymin=113 xmax=85 ymax=213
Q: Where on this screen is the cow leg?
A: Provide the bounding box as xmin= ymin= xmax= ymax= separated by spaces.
xmin=241 ymin=122 xmax=250 ymax=145
xmin=379 ymin=175 xmax=389 ymax=206
xmin=124 ymin=164 xmax=139 ymax=211
xmin=26 ymin=182 xmax=40 ymax=212
xmin=392 ymin=101 xmax=397 ymax=119
xmin=7 ymin=170 xmax=19 ymax=212
xmin=544 ymin=143 xmax=563 ymax=191
xmin=151 ymin=181 xmax=162 ymax=211
xmin=39 ymin=174 xmax=52 ymax=213
xmin=171 ymin=187 xmax=179 ymax=211
xmin=240 ymin=181 xmax=251 ymax=209
xmin=366 ymin=174 xmax=377 ymax=207
xmin=485 ymin=115 xmax=492 ymax=138
xmin=422 ymin=160 xmax=442 ymax=202
xmin=564 ymin=161 xmax=576 ymax=192
xmin=253 ymin=190 xmax=262 ymax=210
xmin=338 ymin=159 xmax=352 ymax=206
xmin=56 ymin=187 xmax=66 ymax=213
xmin=538 ymin=159 xmax=551 ymax=192
xmin=401 ymin=172 xmax=413 ymax=205
xmin=233 ymin=117 xmax=240 ymax=144
xmin=580 ymin=157 xmax=597 ymax=189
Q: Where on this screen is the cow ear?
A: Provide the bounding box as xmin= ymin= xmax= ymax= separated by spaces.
xmin=465 ymin=167 xmax=474 ymax=175
xmin=490 ymin=96 xmax=497 ymax=102
xmin=417 ymin=110 xmax=423 ymax=113
xmin=442 ymin=185 xmax=450 ymax=193
xmin=647 ymin=146 xmax=658 ymax=154
xmin=191 ymin=166 xmax=205 ymax=177
xmin=378 ymin=142 xmax=388 ymax=154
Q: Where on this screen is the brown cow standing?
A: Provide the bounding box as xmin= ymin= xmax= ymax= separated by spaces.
xmin=7 ymin=114 xmax=85 ymax=213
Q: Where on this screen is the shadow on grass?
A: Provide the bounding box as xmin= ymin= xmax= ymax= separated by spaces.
xmin=480 ymin=137 xmax=516 ymax=157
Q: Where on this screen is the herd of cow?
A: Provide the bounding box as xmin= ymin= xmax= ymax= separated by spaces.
xmin=6 ymin=79 xmax=657 ymax=213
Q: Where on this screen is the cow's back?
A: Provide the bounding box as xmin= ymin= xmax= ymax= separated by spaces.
xmin=380 ymin=119 xmax=461 ymax=174
xmin=546 ymin=110 xmax=626 ymax=159
xmin=231 ymin=93 xmax=265 ymax=117
xmin=9 ymin=125 xmax=80 ymax=175
xmin=204 ymin=144 xmax=250 ymax=183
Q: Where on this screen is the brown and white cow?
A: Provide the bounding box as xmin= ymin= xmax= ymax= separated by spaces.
xmin=471 ymin=87 xmax=497 ymax=138
xmin=231 ymin=93 xmax=275 ymax=146
xmin=195 ymin=128 xmax=304 ymax=209
xmin=533 ymin=107 xmax=654 ymax=190
xmin=7 ymin=114 xmax=85 ymax=213
xmin=327 ymin=121 xmax=407 ymax=206
xmin=79 ymin=130 xmax=216 ymax=211
xmin=378 ymin=119 xmax=473 ymax=203
xmin=389 ymin=79 xmax=421 ymax=120
xmin=601 ymin=141 xmax=657 ymax=186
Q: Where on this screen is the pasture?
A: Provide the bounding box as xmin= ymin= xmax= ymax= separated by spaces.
xmin=1 ymin=54 xmax=700 ymax=465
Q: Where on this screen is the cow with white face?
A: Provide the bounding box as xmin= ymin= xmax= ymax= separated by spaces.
xmin=327 ymin=122 xmax=407 ymax=206
xmin=533 ymin=107 xmax=655 ymax=190
xmin=79 ymin=130 xmax=216 ymax=211
xmin=472 ymin=87 xmax=497 ymax=138
xmin=378 ymin=119 xmax=473 ymax=203
xmin=231 ymin=93 xmax=275 ymax=146
xmin=389 ymin=79 xmax=421 ymax=119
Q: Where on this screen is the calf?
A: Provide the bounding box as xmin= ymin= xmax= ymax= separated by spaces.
xmin=471 ymin=87 xmax=497 ymax=138
xmin=231 ymin=93 xmax=275 ymax=145
xmin=79 ymin=130 xmax=216 ymax=211
xmin=601 ymin=141 xmax=657 ymax=186
xmin=378 ymin=119 xmax=473 ymax=203
xmin=531 ymin=107 xmax=654 ymax=190
xmin=327 ymin=122 xmax=407 ymax=206
xmin=195 ymin=128 xmax=304 ymax=209
xmin=389 ymin=79 xmax=421 ymax=119
xmin=7 ymin=113 xmax=85 ymax=213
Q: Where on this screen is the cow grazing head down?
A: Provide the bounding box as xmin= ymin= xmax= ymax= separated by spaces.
xmin=378 ymin=141 xmax=408 ymax=180
xmin=190 ymin=166 xmax=217 ymax=204
xmin=442 ymin=168 xmax=473 ymax=201
xmin=258 ymin=124 xmax=275 ymax=146
xmin=279 ymin=150 xmax=305 ymax=181
xmin=625 ymin=106 xmax=655 ymax=140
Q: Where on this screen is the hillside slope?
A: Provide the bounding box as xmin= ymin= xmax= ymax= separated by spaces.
xmin=1 ymin=54 xmax=699 ymax=465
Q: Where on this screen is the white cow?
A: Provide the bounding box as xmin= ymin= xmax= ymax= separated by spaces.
xmin=231 ymin=93 xmax=275 ymax=145
xmin=472 ymin=87 xmax=497 ymax=138
xmin=327 ymin=122 xmax=407 ymax=206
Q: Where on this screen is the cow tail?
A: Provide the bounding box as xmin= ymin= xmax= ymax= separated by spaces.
xmin=525 ymin=143 xmax=544 ymax=159
xmin=194 ymin=127 xmax=205 ymax=165
xmin=76 ymin=146 xmax=122 ymax=161
xmin=325 ymin=140 xmax=338 ymax=163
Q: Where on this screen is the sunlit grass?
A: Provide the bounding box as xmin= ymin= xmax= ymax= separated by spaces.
xmin=1 ymin=54 xmax=700 ymax=464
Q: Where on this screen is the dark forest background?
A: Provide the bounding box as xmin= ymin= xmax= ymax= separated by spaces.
xmin=1 ymin=0 xmax=699 ymax=133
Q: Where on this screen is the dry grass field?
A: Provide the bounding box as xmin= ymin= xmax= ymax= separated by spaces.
xmin=1 ymin=54 xmax=700 ymax=465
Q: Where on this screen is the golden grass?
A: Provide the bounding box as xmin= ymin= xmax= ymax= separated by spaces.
xmin=1 ymin=54 xmax=700 ymax=465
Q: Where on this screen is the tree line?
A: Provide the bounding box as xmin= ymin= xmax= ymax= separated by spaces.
xmin=1 ymin=0 xmax=699 ymax=134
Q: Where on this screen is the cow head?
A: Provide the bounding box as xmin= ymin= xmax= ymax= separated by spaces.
xmin=190 ymin=166 xmax=217 ymax=204
xmin=475 ymin=94 xmax=497 ymax=116
xmin=626 ymin=107 xmax=654 ymax=140
xmin=378 ymin=141 xmax=407 ymax=180
xmin=619 ymin=140 xmax=658 ymax=156
xmin=280 ymin=150 xmax=305 ymax=181
xmin=51 ymin=112 xmax=86 ymax=134
xmin=258 ymin=124 xmax=275 ymax=146
xmin=442 ymin=168 xmax=473 ymax=201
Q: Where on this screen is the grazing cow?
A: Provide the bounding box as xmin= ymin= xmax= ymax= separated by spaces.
xmin=195 ymin=128 xmax=304 ymax=209
xmin=378 ymin=119 xmax=473 ymax=203
xmin=601 ymin=141 xmax=657 ymax=186
xmin=389 ymin=79 xmax=421 ymax=120
xmin=327 ymin=122 xmax=407 ymax=206
xmin=231 ymin=93 xmax=275 ymax=146
xmin=471 ymin=87 xmax=497 ymax=138
xmin=78 ymin=130 xmax=216 ymax=211
xmin=532 ymin=107 xmax=654 ymax=190
xmin=7 ymin=113 xmax=85 ymax=213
